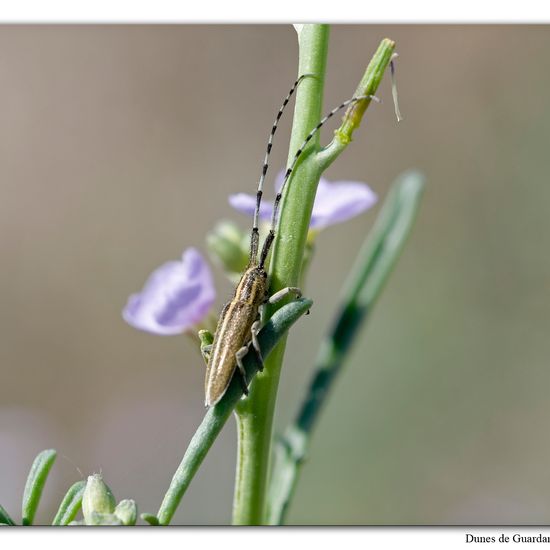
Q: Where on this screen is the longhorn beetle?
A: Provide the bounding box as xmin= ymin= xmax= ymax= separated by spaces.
xmin=202 ymin=76 xmax=384 ymax=407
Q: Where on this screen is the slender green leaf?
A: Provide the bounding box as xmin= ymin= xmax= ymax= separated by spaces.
xmin=0 ymin=504 xmax=15 ymax=526
xmin=22 ymin=449 xmax=57 ymax=525
xmin=267 ymin=170 xmax=425 ymax=524
xmin=52 ymin=480 xmax=86 ymax=526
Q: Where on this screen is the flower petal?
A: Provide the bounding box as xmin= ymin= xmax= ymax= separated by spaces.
xmin=228 ymin=193 xmax=273 ymax=221
xmin=230 ymin=172 xmax=377 ymax=230
xmin=123 ymin=248 xmax=215 ymax=335
xmin=309 ymin=177 xmax=377 ymax=229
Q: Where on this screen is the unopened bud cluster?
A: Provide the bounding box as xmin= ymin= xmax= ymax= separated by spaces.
xmin=71 ymin=474 xmax=137 ymax=526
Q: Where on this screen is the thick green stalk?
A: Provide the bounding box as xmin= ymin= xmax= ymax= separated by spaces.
xmin=267 ymin=171 xmax=425 ymax=524
xmin=232 ymin=24 xmax=329 ymax=525
xmin=232 ymin=28 xmax=397 ymax=525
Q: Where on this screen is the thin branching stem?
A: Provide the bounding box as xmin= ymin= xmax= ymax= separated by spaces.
xmin=153 ymin=298 xmax=312 ymax=526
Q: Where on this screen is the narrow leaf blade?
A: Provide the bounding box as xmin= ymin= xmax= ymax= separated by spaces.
xmin=22 ymin=449 xmax=57 ymax=525
xmin=52 ymin=480 xmax=86 ymax=526
xmin=0 ymin=504 xmax=15 ymax=526
xmin=267 ymin=170 xmax=425 ymax=524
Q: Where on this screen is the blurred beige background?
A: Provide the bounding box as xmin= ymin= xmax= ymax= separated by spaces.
xmin=0 ymin=25 xmax=549 ymax=525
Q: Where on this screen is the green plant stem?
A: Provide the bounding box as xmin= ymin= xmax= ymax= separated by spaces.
xmin=316 ymin=38 xmax=396 ymax=171
xmin=232 ymin=28 xmax=397 ymax=526
xmin=153 ymin=298 xmax=312 ymax=526
xmin=231 ymin=24 xmax=329 ymax=526
xmin=266 ymin=171 xmax=425 ymax=524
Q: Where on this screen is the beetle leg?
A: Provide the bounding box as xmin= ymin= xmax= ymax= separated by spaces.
xmin=251 ymin=320 xmax=264 ymax=372
xmin=200 ymin=344 xmax=213 ymax=365
xmin=235 ymin=345 xmax=250 ymax=396
xmin=198 ymin=329 xmax=215 ymax=366
xmin=267 ymin=286 xmax=302 ymax=304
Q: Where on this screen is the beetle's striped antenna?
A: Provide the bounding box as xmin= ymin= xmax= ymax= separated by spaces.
xmin=249 ymin=74 xmax=313 ymax=265
xmin=390 ymin=53 xmax=403 ymax=122
xmin=259 ymin=94 xmax=380 ymax=267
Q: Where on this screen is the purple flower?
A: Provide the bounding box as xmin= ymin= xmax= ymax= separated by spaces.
xmin=123 ymin=248 xmax=215 ymax=335
xmin=229 ymin=171 xmax=377 ymax=230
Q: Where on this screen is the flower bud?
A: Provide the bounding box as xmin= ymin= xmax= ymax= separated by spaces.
xmin=206 ymin=220 xmax=249 ymax=275
xmin=114 ymin=499 xmax=137 ymax=526
xmin=82 ymin=474 xmax=116 ymax=525
xmin=87 ymin=512 xmax=123 ymax=526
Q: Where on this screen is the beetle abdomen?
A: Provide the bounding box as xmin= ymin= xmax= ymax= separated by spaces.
xmin=205 ymin=300 xmax=258 ymax=406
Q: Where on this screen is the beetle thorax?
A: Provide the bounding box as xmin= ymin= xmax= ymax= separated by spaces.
xmin=235 ymin=266 xmax=269 ymax=306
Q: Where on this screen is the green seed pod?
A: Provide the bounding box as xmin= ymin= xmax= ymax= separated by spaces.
xmin=82 ymin=474 xmax=116 ymax=525
xmin=206 ymin=220 xmax=249 ymax=275
xmin=114 ymin=499 xmax=137 ymax=526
